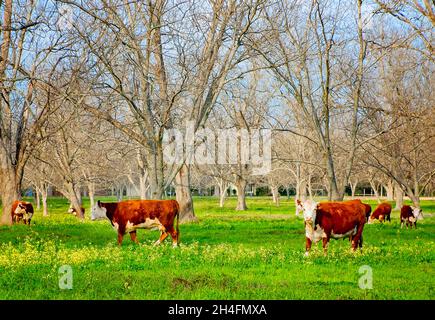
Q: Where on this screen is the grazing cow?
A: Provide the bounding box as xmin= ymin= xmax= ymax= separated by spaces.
xmin=11 ymin=201 xmax=34 ymax=225
xmin=400 ymin=205 xmax=423 ymax=229
xmin=68 ymin=206 xmax=85 ymax=216
xmin=368 ymin=203 xmax=392 ymax=224
xmin=91 ymin=199 xmax=180 ymax=247
xmin=301 ymin=199 xmax=366 ymax=256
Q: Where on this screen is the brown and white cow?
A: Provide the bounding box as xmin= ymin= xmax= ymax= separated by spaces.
xmin=301 ymin=199 xmax=366 ymax=256
xmin=91 ymin=199 xmax=180 ymax=247
xmin=368 ymin=203 xmax=392 ymax=224
xmin=11 ymin=200 xmax=34 ymax=225
xmin=400 ymin=205 xmax=423 ymax=229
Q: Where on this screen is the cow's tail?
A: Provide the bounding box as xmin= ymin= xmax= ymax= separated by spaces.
xmin=174 ymin=200 xmax=180 ymax=245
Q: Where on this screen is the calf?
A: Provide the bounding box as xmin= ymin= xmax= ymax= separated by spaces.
xmin=400 ymin=205 xmax=423 ymax=229
xmin=368 ymin=203 xmax=392 ymax=224
xmin=301 ymin=199 xmax=366 ymax=256
xmin=11 ymin=201 xmax=34 ymax=225
xmin=91 ymin=199 xmax=180 ymax=247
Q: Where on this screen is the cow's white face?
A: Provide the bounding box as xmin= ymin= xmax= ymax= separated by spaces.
xmin=91 ymin=201 xmax=107 ymax=221
xmin=411 ymin=207 xmax=423 ymax=221
xmin=302 ymin=200 xmax=318 ymax=225
xmin=14 ymin=203 xmax=27 ymax=215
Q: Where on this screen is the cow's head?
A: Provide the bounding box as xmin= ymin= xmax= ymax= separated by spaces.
xmin=14 ymin=203 xmax=27 ymax=215
xmin=91 ymin=200 xmax=106 ymax=221
xmin=411 ymin=207 xmax=423 ymax=221
xmin=301 ymin=199 xmax=318 ymax=225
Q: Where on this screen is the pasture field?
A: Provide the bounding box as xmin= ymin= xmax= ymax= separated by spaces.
xmin=0 ymin=197 xmax=434 ymax=300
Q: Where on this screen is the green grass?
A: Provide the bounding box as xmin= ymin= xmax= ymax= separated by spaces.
xmin=0 ymin=196 xmax=434 ymax=300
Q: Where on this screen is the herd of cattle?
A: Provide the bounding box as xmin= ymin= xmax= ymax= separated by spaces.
xmin=296 ymin=199 xmax=423 ymax=256
xmin=10 ymin=198 xmax=423 ymax=255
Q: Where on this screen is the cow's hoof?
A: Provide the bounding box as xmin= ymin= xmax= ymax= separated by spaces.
xmin=304 ymin=252 xmax=309 ymax=257
xmin=153 ymin=240 xmax=161 ymax=246
xmin=172 ymin=243 xmax=178 ymax=248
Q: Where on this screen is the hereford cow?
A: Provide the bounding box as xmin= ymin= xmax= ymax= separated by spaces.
xmin=68 ymin=206 xmax=85 ymax=216
xmin=301 ymin=199 xmax=366 ymax=256
xmin=368 ymin=203 xmax=392 ymax=224
xmin=400 ymin=205 xmax=423 ymax=229
xmin=91 ymin=199 xmax=180 ymax=247
xmin=11 ymin=201 xmax=34 ymax=225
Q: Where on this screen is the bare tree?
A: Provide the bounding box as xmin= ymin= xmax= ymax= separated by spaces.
xmin=250 ymin=0 xmax=370 ymax=200
xmin=57 ymin=0 xmax=263 ymax=221
xmin=0 ymin=1 xmax=65 ymax=224
xmin=374 ymin=0 xmax=434 ymax=60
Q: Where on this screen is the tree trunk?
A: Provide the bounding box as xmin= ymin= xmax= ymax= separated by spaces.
xmin=0 ymin=167 xmax=20 ymax=225
xmin=75 ymin=186 xmax=82 ymax=206
xmin=369 ymin=179 xmax=381 ymax=203
xmin=385 ymin=180 xmax=394 ymax=201
xmin=66 ymin=182 xmax=84 ymax=219
xmin=175 ymin=164 xmax=197 ymax=222
xmin=394 ymin=183 xmax=404 ymax=210
xmin=407 ymin=192 xmax=420 ymax=209
xmin=235 ymin=176 xmax=247 ymax=211
xmin=307 ymin=177 xmax=313 ymax=200
xmin=88 ymin=182 xmax=95 ymax=210
xmin=325 ymin=152 xmax=342 ymax=201
xmin=271 ymin=185 xmax=280 ymax=207
xmin=218 ymin=181 xmax=228 ymax=208
xmin=139 ymin=174 xmax=148 ymax=200
xmin=117 ymin=186 xmax=123 ymax=202
xmin=350 ymin=180 xmax=358 ymax=198
xmin=35 ymin=187 xmax=41 ymax=210
xmin=219 ymin=190 xmax=226 ymax=208
xmin=41 ymin=187 xmax=48 ymax=217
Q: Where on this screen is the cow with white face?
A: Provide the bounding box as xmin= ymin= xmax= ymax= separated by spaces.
xmin=401 ymin=205 xmax=423 ymax=229
xmin=11 ymin=201 xmax=34 ymax=225
xmin=301 ymin=200 xmax=324 ymax=256
xmin=300 ymin=199 xmax=367 ymax=256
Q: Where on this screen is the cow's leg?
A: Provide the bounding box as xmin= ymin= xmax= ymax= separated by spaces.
xmin=322 ymin=235 xmax=330 ymax=256
xmin=352 ymin=224 xmax=364 ymax=251
xmin=166 ymin=226 xmax=178 ymax=247
xmin=117 ymin=232 xmax=124 ymax=246
xmin=358 ymin=235 xmax=363 ymax=249
xmin=129 ymin=231 xmax=139 ymax=244
xmin=305 ymin=237 xmax=312 ymax=257
xmin=154 ymin=232 xmax=168 ymax=246
xmin=154 ymin=229 xmax=168 ymax=246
